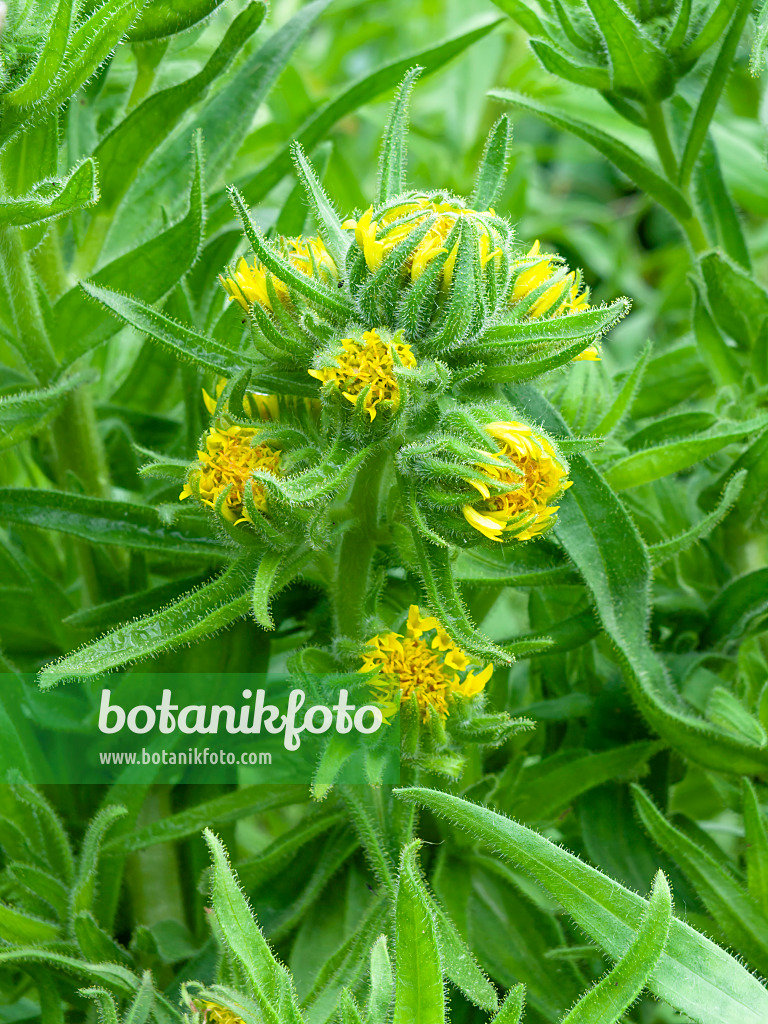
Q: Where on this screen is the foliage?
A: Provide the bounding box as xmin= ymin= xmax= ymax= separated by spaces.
xmin=0 ymin=0 xmax=767 ymax=1022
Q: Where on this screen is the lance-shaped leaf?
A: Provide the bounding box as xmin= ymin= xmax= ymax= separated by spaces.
xmin=70 ymin=806 xmax=127 ymax=925
xmin=700 ymin=250 xmax=768 ymax=349
xmin=90 ymin=4 xmax=262 ymax=220
xmin=676 ymin=0 xmax=742 ymax=70
xmin=366 ymin=936 xmax=393 ymax=1024
xmin=453 ymin=543 xmax=578 ymax=587
xmin=205 ymin=829 xmax=294 ymax=1015
xmin=394 ymin=842 xmax=445 ymax=1024
xmin=594 ymin=340 xmax=651 ymax=436
xmin=216 ymin=17 xmax=504 ymax=229
xmin=679 ymin=0 xmax=751 ymax=187
xmin=743 ymin=779 xmax=768 ymax=919
xmin=3 ymin=0 xmax=74 ymax=106
xmin=56 ymin=135 xmax=206 ymax=366
xmin=2 ymin=0 xmax=147 ymax=141
xmin=395 ymin=787 xmax=768 ymax=1024
xmin=290 ymin=142 xmax=350 ymax=271
xmin=0 ymin=903 xmax=61 ymax=944
xmin=0 ymin=371 xmax=93 ymax=451
xmin=79 ymin=283 xmax=247 ymax=376
xmin=585 ymin=0 xmax=673 ymax=101
xmin=703 ymin=568 xmax=768 ymax=647
xmin=471 ymin=114 xmax=513 ymax=211
xmin=378 ymin=66 xmax=422 ymax=204
xmin=690 ymin=276 xmax=741 ymax=387
xmin=0 ymin=159 xmax=98 ymax=227
xmin=511 ymin=384 xmax=768 ymax=776
xmin=0 ymin=949 xmax=140 ymax=997
xmin=229 ymin=187 xmax=351 ymax=318
xmin=127 ymin=0 xmax=227 ymax=41
xmin=561 ymin=871 xmax=671 ymax=1024
xmin=492 ymin=985 xmax=525 ymax=1024
xmin=530 ymin=39 xmax=611 ymax=91
xmin=604 ymin=415 xmax=768 ymax=490
xmin=632 ymin=785 xmax=768 ymax=977
xmin=650 ymin=470 xmax=745 ymax=566
xmin=491 ymin=90 xmax=691 ymax=221
xmin=37 ymin=558 xmax=257 ymax=688
xmin=0 ymin=489 xmax=230 ymax=557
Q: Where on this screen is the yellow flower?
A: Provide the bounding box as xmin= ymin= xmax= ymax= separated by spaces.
xmin=195 ymin=1002 xmax=244 ymax=1024
xmin=308 ymin=328 xmax=416 ymax=421
xmin=360 ymin=605 xmax=492 ymax=722
xmin=179 ymin=424 xmax=280 ymax=524
xmin=344 ymin=194 xmax=502 ymax=289
xmin=463 ymin=421 xmax=571 ymax=543
xmin=511 ymin=240 xmax=591 ymax=319
xmin=219 ymin=236 xmax=337 ymax=312
xmin=202 ymin=379 xmax=280 ymax=421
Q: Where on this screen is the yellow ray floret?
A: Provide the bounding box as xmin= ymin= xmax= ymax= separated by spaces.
xmin=360 ymin=605 xmax=492 ymax=722
xmin=202 ymin=379 xmax=280 ymax=421
xmin=179 ymin=424 xmax=280 ymax=525
xmin=463 ymin=421 xmax=571 ymax=543
xmin=219 ymin=236 xmax=337 ymax=312
xmin=194 ymin=1002 xmax=244 ymax=1024
xmin=308 ymin=328 xmax=416 ymax=421
xmin=344 ymin=194 xmax=502 ymax=289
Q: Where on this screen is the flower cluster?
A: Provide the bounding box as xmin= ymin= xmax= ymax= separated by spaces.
xmin=219 ymin=236 xmax=337 ymax=312
xmin=360 ymin=605 xmax=493 ymax=722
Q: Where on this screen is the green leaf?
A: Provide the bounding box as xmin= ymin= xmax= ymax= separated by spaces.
xmin=0 ymin=949 xmax=139 ymax=997
xmin=742 ymin=779 xmax=768 ymax=919
xmin=603 ymin=416 xmax=768 ymax=490
xmin=78 ymin=282 xmax=246 ymax=376
xmin=0 ymin=489 xmax=229 ymax=557
xmin=38 ymin=558 xmax=256 ymax=687
xmin=0 ymin=371 xmax=93 ymax=451
xmin=0 ymin=159 xmax=98 ymax=227
xmin=71 ymin=805 xmax=127 ymax=923
xmin=492 ymin=984 xmax=525 ymax=1024
xmin=692 ymin=135 xmax=750 ymax=270
xmin=393 ymin=842 xmax=444 ymax=1024
xmin=678 ymin=0 xmax=752 ymax=187
xmin=530 ymin=39 xmax=611 ymax=91
xmin=105 ymin=786 xmax=307 ymax=854
xmin=704 ymin=568 xmax=768 ymax=646
xmin=508 ymin=742 xmax=661 ymax=822
xmin=127 ymin=0 xmax=227 ymax=41
xmin=700 ymin=251 xmax=768 ymax=349
xmin=491 ymin=90 xmax=691 ymax=221
xmin=205 ymin=829 xmax=290 ymax=1018
xmin=252 ymin=549 xmax=284 ymax=630
xmin=378 ymin=67 xmax=422 ymax=204
xmin=677 ymin=0 xmax=741 ymax=70
xmin=512 ymin=385 xmax=768 ymax=775
xmin=750 ymin=0 xmax=768 ymax=74
xmin=80 ymin=988 xmax=119 ymax=1024
xmin=290 ymin=142 xmax=350 ymax=271
xmin=650 ymin=470 xmax=745 ymax=566
xmin=366 ymin=935 xmax=394 ymax=1024
xmin=632 ymin=784 xmax=768 ymax=976
xmin=74 ymin=911 xmax=132 ymax=966
xmin=593 ymin=340 xmax=651 ymax=436
xmin=585 ymin=0 xmax=673 ymax=100
xmin=429 ymin=897 xmax=498 ymax=1012
xmin=55 ymin=135 xmax=206 ymax=365
xmin=561 ymin=871 xmax=671 ymax=1024
xmin=452 ymin=544 xmax=577 ymax=587
xmin=3 ymin=0 xmax=74 ymax=106
xmin=471 ymin=114 xmax=513 ymax=211
xmin=90 ymin=4 xmax=263 ymax=221
xmin=690 ymin=276 xmax=741 ymax=387
xmin=223 ymin=17 xmax=504 ymax=226
xmin=0 ymin=903 xmax=61 ymax=944
xmin=396 ymin=788 xmax=768 ymax=1024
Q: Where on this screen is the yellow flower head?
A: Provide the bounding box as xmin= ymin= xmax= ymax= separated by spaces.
xmin=360 ymin=605 xmax=493 ymax=722
xmin=202 ymin=379 xmax=280 ymax=421
xmin=463 ymin=421 xmax=571 ymax=543
xmin=344 ymin=193 xmax=503 ymax=289
xmin=512 ymin=240 xmax=591 ymax=317
xmin=194 ymin=1002 xmax=244 ymax=1024
xmin=179 ymin=424 xmax=280 ymax=525
xmin=309 ymin=328 xmax=416 ymax=421
xmin=219 ymin=236 xmax=337 ymax=312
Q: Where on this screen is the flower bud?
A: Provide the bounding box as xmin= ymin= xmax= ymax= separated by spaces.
xmin=219 ymin=235 xmax=337 ymax=312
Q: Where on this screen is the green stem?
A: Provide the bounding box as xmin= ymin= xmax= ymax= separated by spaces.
xmin=332 ymin=448 xmax=389 ymax=641
xmin=0 ymin=223 xmax=58 ymax=382
xmin=126 ymin=786 xmax=187 ymax=929
xmin=645 ymin=102 xmax=678 ymax=181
